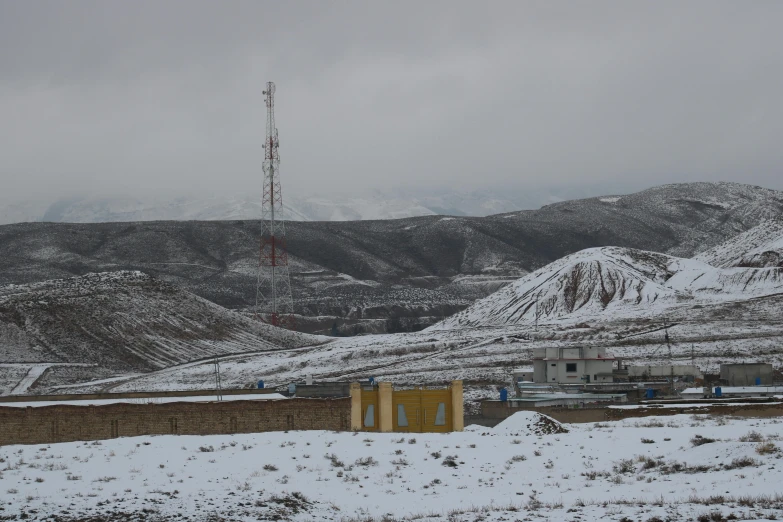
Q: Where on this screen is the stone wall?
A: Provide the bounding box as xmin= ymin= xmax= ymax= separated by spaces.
xmin=0 ymin=398 xmax=350 ymax=446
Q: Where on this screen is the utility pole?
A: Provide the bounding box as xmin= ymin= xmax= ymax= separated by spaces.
xmin=213 ymin=357 xmax=222 ymax=401
xmin=255 ymin=82 xmax=295 ymax=329
xmin=534 ymin=299 xmax=538 ymax=332
xmin=664 ymin=319 xmax=674 ymax=396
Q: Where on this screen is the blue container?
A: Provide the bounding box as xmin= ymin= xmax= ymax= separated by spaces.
xmin=646 ymin=388 xmax=655 ymax=399
xmin=756 ymin=377 xmax=762 ymax=386
xmin=500 ymin=388 xmax=508 ymax=402
xmin=715 ymin=386 xmax=722 ymax=397
xmin=257 ymin=380 xmax=265 ymax=389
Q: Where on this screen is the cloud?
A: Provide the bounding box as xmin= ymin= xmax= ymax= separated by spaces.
xmin=1 ymin=0 xmax=782 ymax=202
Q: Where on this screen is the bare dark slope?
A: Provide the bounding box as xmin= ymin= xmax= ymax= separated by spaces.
xmin=0 ymin=182 xmax=781 ymax=333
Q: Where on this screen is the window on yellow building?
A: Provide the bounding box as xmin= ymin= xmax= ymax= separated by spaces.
xmin=397 ymin=404 xmax=408 ymax=426
xmin=364 ymin=405 xmax=375 ymax=427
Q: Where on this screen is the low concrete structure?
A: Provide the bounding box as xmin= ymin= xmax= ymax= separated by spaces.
xmin=512 ymin=367 xmax=534 ymax=383
xmin=293 ymin=382 xmax=351 ymax=398
xmin=682 ymin=386 xmax=783 ymax=400
xmin=532 ymin=346 xmax=614 ymax=384
xmin=720 ymin=363 xmax=773 ymax=386
xmin=628 ymin=364 xmax=703 ymax=381
xmin=504 ymin=392 xmax=626 ymax=408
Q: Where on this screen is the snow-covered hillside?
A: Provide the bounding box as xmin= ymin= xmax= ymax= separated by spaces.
xmin=0 ymin=272 xmax=324 ymax=393
xmin=434 ymin=247 xmax=783 ymax=329
xmin=695 ymin=218 xmax=783 ymax=268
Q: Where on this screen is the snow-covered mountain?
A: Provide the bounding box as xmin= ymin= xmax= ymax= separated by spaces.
xmin=695 ymin=218 xmax=783 ymax=268
xmin=433 ymin=246 xmax=783 ymax=329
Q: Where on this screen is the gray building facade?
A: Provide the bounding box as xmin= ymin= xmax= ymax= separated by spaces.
xmin=720 ymin=363 xmax=773 ymax=386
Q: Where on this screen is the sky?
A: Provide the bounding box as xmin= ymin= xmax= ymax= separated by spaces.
xmin=1 ymin=0 xmax=782 ymax=203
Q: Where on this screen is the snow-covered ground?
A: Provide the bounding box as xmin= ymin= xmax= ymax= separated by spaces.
xmin=1 ymin=413 xmax=782 ymax=521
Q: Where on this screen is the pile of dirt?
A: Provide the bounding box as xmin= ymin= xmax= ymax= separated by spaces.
xmin=494 ymin=411 xmax=569 ymax=436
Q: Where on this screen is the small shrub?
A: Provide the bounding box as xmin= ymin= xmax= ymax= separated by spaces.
xmin=263 ymin=464 xmax=278 ymax=472
xmin=354 ymin=456 xmax=378 ymax=467
xmin=430 ymin=451 xmax=441 ymax=459
xmin=739 ymin=431 xmax=764 ymax=442
xmin=442 ymin=457 xmax=458 ymax=468
xmin=324 ymin=453 xmax=344 ymax=468
xmin=756 ymin=442 xmax=778 ymax=455
xmin=407 ymin=438 xmax=417 ymax=444
xmin=612 ymin=458 xmax=635 ymax=474
xmin=691 ymin=435 xmax=716 ymax=446
xmin=641 ymin=438 xmax=655 ymax=444
xmin=199 ymin=446 xmax=215 ymax=453
xmin=34 ymin=477 xmax=44 ymax=483
xmin=723 ymin=456 xmax=758 ymax=470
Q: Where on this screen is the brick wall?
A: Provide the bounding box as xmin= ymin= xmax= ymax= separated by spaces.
xmin=0 ymin=398 xmax=350 ymax=446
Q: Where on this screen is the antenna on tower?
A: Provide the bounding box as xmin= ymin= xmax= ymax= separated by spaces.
xmin=255 ymin=81 xmax=295 ymax=329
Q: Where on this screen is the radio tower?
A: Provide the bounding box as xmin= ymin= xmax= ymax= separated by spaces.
xmin=255 ymin=81 xmax=295 ymax=329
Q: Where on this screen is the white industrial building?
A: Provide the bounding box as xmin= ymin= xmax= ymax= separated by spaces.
xmin=532 ymin=346 xmax=615 ymax=384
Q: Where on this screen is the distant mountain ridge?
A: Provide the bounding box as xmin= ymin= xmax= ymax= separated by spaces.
xmin=0 ymin=186 xmax=622 ymax=225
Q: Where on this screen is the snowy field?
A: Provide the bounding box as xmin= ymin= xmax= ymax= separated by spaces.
xmin=1 ymin=413 xmax=783 ymax=521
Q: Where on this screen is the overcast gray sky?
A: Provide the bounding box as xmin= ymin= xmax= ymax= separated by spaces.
xmin=1 ymin=0 xmax=782 ymax=201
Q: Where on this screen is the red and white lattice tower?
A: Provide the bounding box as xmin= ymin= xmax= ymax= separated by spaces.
xmin=255 ymin=81 xmax=295 ymax=329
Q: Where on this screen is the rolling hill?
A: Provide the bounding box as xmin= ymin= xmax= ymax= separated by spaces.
xmin=0 ymin=271 xmax=323 ymax=393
